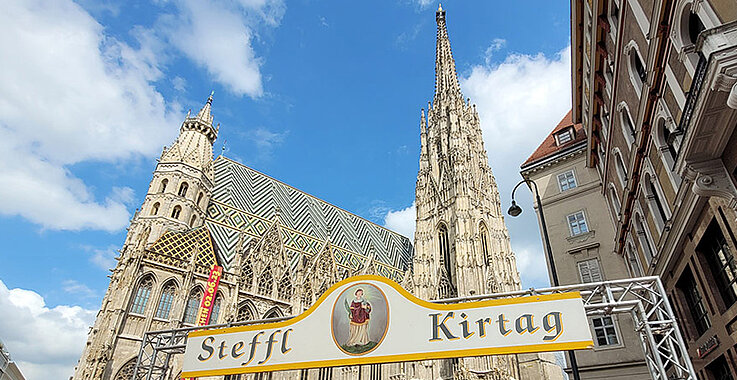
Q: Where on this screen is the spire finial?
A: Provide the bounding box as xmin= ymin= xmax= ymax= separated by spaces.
xmin=438 ymin=3 xmax=443 ymax=11
xmin=194 ymin=91 xmax=214 ymax=126
xmin=208 ymin=90 xmax=214 ymax=103
xmin=433 ymin=3 xmax=461 ymax=102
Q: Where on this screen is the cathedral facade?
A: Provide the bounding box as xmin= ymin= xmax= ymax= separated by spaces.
xmin=73 ymin=7 xmax=562 ymax=380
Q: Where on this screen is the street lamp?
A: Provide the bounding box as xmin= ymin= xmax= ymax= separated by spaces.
xmin=508 ymin=179 xmax=581 ymax=380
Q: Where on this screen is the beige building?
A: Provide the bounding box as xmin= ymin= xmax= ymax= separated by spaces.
xmin=520 ymin=111 xmax=649 ymax=379
xmin=571 ymin=0 xmax=737 ymax=377
xmin=71 ymin=6 xmax=561 ymax=380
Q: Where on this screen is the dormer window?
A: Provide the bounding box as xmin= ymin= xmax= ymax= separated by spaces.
xmin=556 ymin=128 xmax=574 ymax=145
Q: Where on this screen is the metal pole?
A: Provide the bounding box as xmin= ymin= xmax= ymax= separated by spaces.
xmin=512 ymin=179 xmax=581 ymax=380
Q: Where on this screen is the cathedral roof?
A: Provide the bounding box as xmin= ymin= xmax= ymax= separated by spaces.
xmin=205 ymin=157 xmax=413 ymax=282
xmin=147 ymin=227 xmax=219 ymax=269
xmin=520 ymin=110 xmax=586 ymax=169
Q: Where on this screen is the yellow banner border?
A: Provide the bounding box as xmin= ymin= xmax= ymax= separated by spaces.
xmin=183 ymin=275 xmax=593 ymax=376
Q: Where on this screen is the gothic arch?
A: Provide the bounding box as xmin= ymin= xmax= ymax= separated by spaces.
xmin=258 ymin=267 xmax=274 ymax=296
xmin=236 ymin=300 xmax=257 ymax=322
xmin=154 ymin=279 xmax=178 ymax=320
xmin=128 ymin=273 xmax=156 ymax=315
xmin=478 ymin=220 xmax=490 ymax=265
xmin=113 ymin=357 xmax=137 ymax=380
xmin=158 ymin=178 xmax=168 ymax=193
xmin=263 ymin=306 xmax=283 ymax=319
xmin=210 ymin=291 xmax=224 ymax=324
xmin=277 ymin=272 xmax=293 ymax=300
xmin=183 ymin=286 xmax=204 ymax=324
xmin=178 ymin=182 xmax=189 ymax=197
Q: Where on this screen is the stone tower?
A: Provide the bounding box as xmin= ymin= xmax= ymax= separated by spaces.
xmin=410 ymin=6 xmax=562 ymax=380
xmin=72 ymin=94 xmax=220 ymax=380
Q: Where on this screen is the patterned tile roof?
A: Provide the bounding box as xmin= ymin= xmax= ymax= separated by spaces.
xmin=205 ymin=157 xmax=413 ymax=281
xmin=148 ymin=227 xmax=218 ymax=269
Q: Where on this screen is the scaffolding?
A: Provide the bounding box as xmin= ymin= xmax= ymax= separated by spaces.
xmin=131 ymin=276 xmax=696 ymax=380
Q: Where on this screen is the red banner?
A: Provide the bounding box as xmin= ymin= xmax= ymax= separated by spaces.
xmin=195 ymin=265 xmax=223 ymax=326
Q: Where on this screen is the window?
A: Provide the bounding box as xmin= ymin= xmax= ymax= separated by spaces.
xmin=301 ymin=283 xmax=312 ymax=306
xmin=114 ymin=359 xmax=137 ymax=380
xmin=258 ymin=268 xmax=273 ymax=296
xmin=619 ymin=104 xmax=636 ymax=142
xmin=644 ymin=174 xmax=669 ymax=229
xmin=183 ymin=288 xmax=202 ymax=324
xmin=151 ymin=202 xmax=160 ymax=216
xmin=210 ymin=294 xmax=221 ymax=324
xmin=278 ymin=274 xmax=293 ymax=300
xmin=634 ymin=212 xmax=655 ymax=263
xmin=437 ymin=223 xmax=456 ymax=297
xmin=241 ymin=262 xmax=253 ymax=290
xmin=699 ymin=221 xmax=737 ymax=307
xmin=557 ymin=170 xmax=577 ymax=192
xmin=197 ymin=192 xmax=204 ymax=207
xmin=171 ymin=205 xmax=181 ymax=220
xmin=577 ymin=259 xmax=603 ymax=283
xmin=556 ymin=129 xmax=573 ymax=145
xmin=190 ymin=214 xmax=197 ymax=226
xmin=178 ymin=182 xmax=189 ymax=197
xmin=677 ymin=269 xmax=710 ymax=336
xmin=129 ymin=276 xmax=154 ymax=315
xmin=626 ymin=243 xmax=643 ymax=277
xmin=609 ymin=1 xmax=619 ymax=32
xmin=591 ymin=316 xmax=619 ymax=346
xmin=609 ymin=184 xmax=621 ymax=216
xmin=264 ymin=308 xmax=281 ymax=319
xmin=159 ymin=179 xmax=168 ymax=193
xmin=237 ymin=304 xmax=254 ymax=321
xmin=706 ymin=355 xmax=734 ymax=380
xmin=626 ymin=42 xmax=647 ymax=91
xmin=155 ymin=282 xmax=176 ymax=319
xmin=688 ymin=11 xmax=705 ymax=45
xmin=567 ymin=211 xmax=589 ymax=236
xmin=614 ymin=150 xmax=627 ymax=187
xmin=479 ymin=222 xmax=490 ymax=264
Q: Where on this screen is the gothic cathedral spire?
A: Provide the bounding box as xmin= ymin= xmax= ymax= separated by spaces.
xmin=434 ymin=4 xmax=462 ymax=105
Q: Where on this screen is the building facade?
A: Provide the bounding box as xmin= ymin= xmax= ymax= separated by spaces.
xmin=571 ymin=0 xmax=737 ymax=377
xmin=520 ymin=111 xmax=649 ymax=378
xmin=0 ymin=339 xmax=26 ymax=380
xmin=72 ymin=6 xmax=563 ymax=380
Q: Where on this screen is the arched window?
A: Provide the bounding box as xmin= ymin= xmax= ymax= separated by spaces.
xmin=634 ymin=212 xmax=655 ymax=264
xmin=171 ymin=205 xmax=182 ymax=220
xmin=479 ymin=222 xmax=490 ymax=264
xmin=614 ymin=150 xmax=628 ymax=187
xmin=178 ymin=182 xmax=189 ymax=197
xmin=618 ymin=103 xmax=636 ymax=144
xmin=237 ymin=303 xmax=254 ymax=321
xmin=197 ymin=192 xmax=204 ymax=207
xmin=609 ymin=184 xmax=622 ymax=217
xmin=114 ymin=358 xmax=137 ymax=380
xmin=190 ymin=214 xmax=197 ymax=226
xmin=278 ymin=274 xmax=293 ymax=300
xmin=662 ymin=121 xmax=678 ymax=160
xmin=151 ymin=202 xmax=160 ymax=216
xmin=183 ymin=288 xmax=203 ymax=324
xmin=159 ymin=179 xmax=168 ymax=193
xmin=241 ymin=262 xmax=253 ymax=290
xmin=210 ymin=294 xmax=222 ymax=324
xmin=644 ymin=174 xmax=669 ymax=230
xmin=258 ymin=268 xmax=273 ymax=296
xmin=626 ymin=242 xmax=643 ymax=277
xmin=154 ymin=281 xmax=176 ymax=319
xmin=687 ymin=11 xmax=705 ymax=45
xmin=264 ymin=307 xmax=282 ymax=319
xmin=129 ymin=276 xmax=154 ymax=315
xmin=626 ymin=42 xmax=647 ymax=91
xmin=301 ymin=283 xmax=312 ymax=306
xmin=438 ymin=224 xmax=452 ymax=280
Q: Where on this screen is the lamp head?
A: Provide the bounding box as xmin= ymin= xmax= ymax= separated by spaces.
xmin=507 ymin=200 xmax=522 ymax=217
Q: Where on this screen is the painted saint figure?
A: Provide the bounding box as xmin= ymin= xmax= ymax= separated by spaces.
xmin=345 ymin=288 xmax=371 ymax=346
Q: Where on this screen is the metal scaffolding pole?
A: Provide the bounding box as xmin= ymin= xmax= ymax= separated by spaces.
xmin=131 ymin=276 xmax=696 ymax=380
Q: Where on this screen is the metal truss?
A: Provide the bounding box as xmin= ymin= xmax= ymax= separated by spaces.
xmin=132 ymin=276 xmax=695 ymax=380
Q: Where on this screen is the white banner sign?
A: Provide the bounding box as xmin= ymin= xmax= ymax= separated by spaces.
xmin=182 ymin=275 xmax=592 ymax=377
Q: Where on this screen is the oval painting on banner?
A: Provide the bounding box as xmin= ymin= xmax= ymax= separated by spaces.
xmin=331 ymin=282 xmax=389 ymax=356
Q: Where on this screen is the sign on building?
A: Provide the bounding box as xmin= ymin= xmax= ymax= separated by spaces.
xmin=181 ymin=275 xmax=592 ymax=377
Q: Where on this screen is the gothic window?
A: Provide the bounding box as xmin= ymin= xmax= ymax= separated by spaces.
xmin=241 ymin=262 xmax=253 ymax=290
xmin=113 ymin=358 xmax=137 ymax=380
xmin=577 ymin=259 xmax=603 ymax=283
xmin=557 ymin=170 xmax=577 ymax=192
xmin=302 ymin=283 xmax=312 ymax=306
xmin=210 ymin=294 xmax=222 ymax=324
xmin=699 ymin=221 xmax=737 ymax=307
xmin=278 ymin=274 xmax=293 ymax=300
xmin=159 ymin=179 xmax=168 ymax=193
xmin=677 ymin=268 xmax=710 ymax=336
xmin=634 ymin=212 xmax=655 ymax=264
xmin=197 ymin=192 xmax=204 ymax=207
xmin=258 ymin=267 xmax=274 ymax=296
xmin=151 ymin=202 xmax=160 ymax=216
xmin=129 ymin=276 xmax=154 ymax=315
xmin=264 ymin=307 xmax=282 ymax=319
xmin=190 ymin=214 xmax=197 ymax=226
xmin=237 ymin=303 xmax=254 ymax=321
xmin=437 ymin=223 xmax=452 ymax=281
xmin=171 ymin=205 xmax=182 ymax=220
xmin=567 ymin=211 xmax=589 ymax=236
xmin=183 ymin=288 xmax=203 ymax=324
xmin=479 ymin=222 xmax=490 ymax=264
xmin=154 ymin=281 xmax=176 ymax=319
xmin=178 ymin=182 xmax=189 ymax=197
xmin=591 ymin=316 xmax=619 ymax=346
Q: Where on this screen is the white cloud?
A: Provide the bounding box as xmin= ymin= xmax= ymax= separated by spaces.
xmin=161 ymin=0 xmax=285 ymax=97
xmin=0 ymin=0 xmax=182 ymax=231
xmin=414 ymin=0 xmax=435 ymax=8
xmin=484 ymin=38 xmax=507 ymax=64
xmin=0 ymin=279 xmax=96 ymax=380
xmin=62 ymin=280 xmax=97 ymax=299
xmin=384 ymin=202 xmax=416 ymax=239
xmin=88 ymin=245 xmax=119 ymax=271
xmin=512 ymin=244 xmax=552 ymax=287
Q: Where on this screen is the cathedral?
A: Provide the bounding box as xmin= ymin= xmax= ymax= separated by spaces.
xmin=73 ymin=6 xmax=563 ymax=380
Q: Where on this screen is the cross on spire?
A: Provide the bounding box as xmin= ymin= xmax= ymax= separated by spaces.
xmin=434 ymin=5 xmax=463 ymax=103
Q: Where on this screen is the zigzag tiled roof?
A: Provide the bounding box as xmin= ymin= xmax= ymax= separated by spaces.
xmin=205 ymin=157 xmax=413 ymax=282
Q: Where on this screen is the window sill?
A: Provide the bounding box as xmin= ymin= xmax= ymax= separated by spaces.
xmin=567 ymin=230 xmax=596 ymax=244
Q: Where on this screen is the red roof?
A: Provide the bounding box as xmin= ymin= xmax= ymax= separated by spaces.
xmin=521 ymin=110 xmax=586 ymax=168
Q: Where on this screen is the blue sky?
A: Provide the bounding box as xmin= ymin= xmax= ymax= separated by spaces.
xmin=0 ymin=0 xmax=571 ymax=377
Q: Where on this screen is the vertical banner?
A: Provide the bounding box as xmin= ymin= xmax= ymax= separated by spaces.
xmin=185 ymin=265 xmax=223 ymax=379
